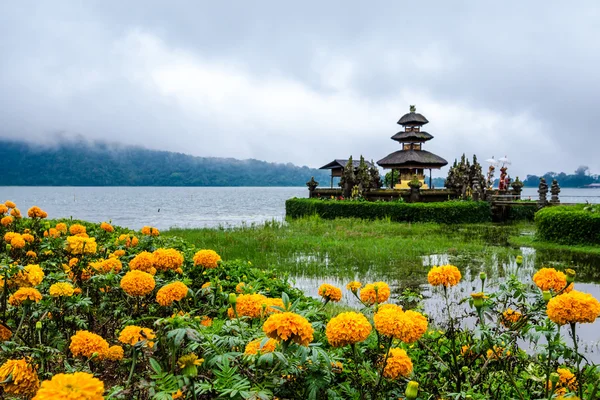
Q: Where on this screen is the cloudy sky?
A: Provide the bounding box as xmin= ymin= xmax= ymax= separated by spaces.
xmin=1 ymin=1 xmax=599 ymax=178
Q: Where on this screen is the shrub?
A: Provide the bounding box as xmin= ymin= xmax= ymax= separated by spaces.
xmin=286 ymin=198 xmax=492 ymax=224
xmin=507 ymin=204 xmax=537 ymax=222
xmin=535 ymin=205 xmax=600 ymax=244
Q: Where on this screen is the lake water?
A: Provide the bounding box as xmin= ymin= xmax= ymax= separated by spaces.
xmin=1 ymin=186 xmax=599 ymax=230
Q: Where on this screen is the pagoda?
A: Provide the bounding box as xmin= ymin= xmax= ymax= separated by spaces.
xmin=377 ymin=105 xmax=448 ymax=189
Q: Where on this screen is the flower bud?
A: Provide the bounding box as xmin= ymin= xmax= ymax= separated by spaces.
xmin=480 ymin=272 xmax=487 ymax=281
xmin=471 ymin=292 xmax=486 ymax=309
xmin=228 ymin=293 xmax=237 ymax=306
xmin=516 ymin=255 xmax=523 ymax=266
xmin=461 ymin=366 xmax=469 ymax=373
xmin=565 ymin=268 xmax=576 ymax=284
xmin=542 ymin=290 xmax=552 ymax=302
xmin=405 ymin=381 xmax=419 ymax=400
xmin=36 ymin=321 xmax=42 ymax=330
xmin=549 ymin=372 xmax=559 ymax=385
xmin=6 ymin=244 xmax=11 ymax=252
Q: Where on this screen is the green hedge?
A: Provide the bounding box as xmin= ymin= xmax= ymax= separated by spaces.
xmin=507 ymin=204 xmax=537 ymax=221
xmin=535 ymin=205 xmax=600 ymax=245
xmin=286 ymin=198 xmax=492 ymax=224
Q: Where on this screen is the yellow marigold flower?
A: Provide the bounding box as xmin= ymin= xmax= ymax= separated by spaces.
xmin=49 ymin=282 xmax=75 ymax=297
xmin=10 ymin=234 xmax=26 ymax=249
xmin=13 ymin=264 xmax=45 ymax=287
xmin=102 ymin=345 xmax=124 ymax=361
xmin=171 ymin=389 xmax=184 ymax=399
xmin=319 ymin=283 xmax=342 ymax=302
xmin=263 ymin=312 xmax=314 ymax=346
xmin=118 ymin=325 xmax=155 ymax=347
xmin=90 ymin=258 xmax=122 ymax=274
xmin=33 ymin=372 xmax=104 ymax=400
xmin=331 ymin=361 xmax=343 ymax=373
xmin=461 ymin=345 xmax=473 ymax=357
xmin=245 ymin=338 xmax=278 ymax=355
xmin=501 ymin=308 xmax=522 ymax=327
xmin=66 ymin=236 xmax=97 ymax=255
xmin=374 ymin=305 xmax=428 ymax=344
xmin=55 ymin=222 xmax=67 ymax=233
xmin=326 ymin=311 xmax=372 ymax=347
xmin=360 ymin=282 xmax=391 ymax=305
xmin=116 ymin=233 xmax=138 ymax=247
xmin=533 ymin=268 xmax=573 ymax=293
xmin=26 ymin=250 xmax=37 ymax=258
xmin=141 ymin=226 xmax=160 ymax=236
xmin=1 ymin=215 xmax=13 ymax=226
xmin=346 ymin=281 xmax=362 ymax=292
xmin=382 ymin=348 xmax=413 ymax=379
xmin=74 ymin=287 xmax=82 ymax=295
xmin=0 ymin=323 xmax=12 ymax=341
xmin=0 ymin=358 xmax=40 ymax=396
xmin=22 ymin=233 xmax=34 ymax=243
xmin=262 ymin=298 xmax=285 ymax=315
xmin=129 ymin=251 xmax=157 ymax=275
xmin=427 ymin=265 xmax=462 ymax=287
xmin=69 ymin=330 xmax=109 ymax=359
xmin=153 ymin=248 xmax=184 ymax=272
xmin=120 ymin=270 xmax=156 ymax=297
xmin=4 ymin=231 xmax=17 ymax=242
xmin=547 ymin=290 xmax=600 ymax=325
xmin=100 ymin=222 xmax=114 ymax=232
xmin=193 ymin=249 xmax=221 ymax=268
xmin=8 ymin=287 xmax=42 ymax=306
xmin=178 ymin=353 xmax=203 ymax=368
xmin=0 ymin=204 xmax=7 ymax=214
xmin=27 ymin=206 xmax=48 ymax=219
xmin=236 ymin=282 xmax=246 ymax=293
xmin=552 ymin=367 xmax=578 ymax=392
xmin=201 ymin=282 xmax=212 ymax=289
xmin=200 ymin=316 xmax=213 ymax=327
xmin=156 ymin=281 xmax=189 ymax=306
xmin=69 ymin=257 xmax=79 ymax=267
xmin=111 ymin=249 xmax=126 ymax=258
xmin=10 ymin=207 xmax=22 ymax=218
xmin=69 ymin=224 xmax=87 ymax=235
xmin=486 ymin=345 xmax=510 ymax=359
xmin=227 ymin=293 xmax=268 ymax=319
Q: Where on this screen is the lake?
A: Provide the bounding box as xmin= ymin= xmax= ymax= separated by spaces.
xmin=1 ymin=186 xmax=599 ymax=230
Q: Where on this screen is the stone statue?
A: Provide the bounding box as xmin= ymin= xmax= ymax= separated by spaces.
xmin=306 ymin=177 xmax=319 ymax=198
xmin=511 ymin=176 xmax=524 ymax=199
xmin=538 ymin=177 xmax=549 ymax=207
xmin=498 ymin=166 xmax=508 ymax=191
xmin=486 ymin=165 xmax=495 ymax=190
xmin=445 ymin=154 xmax=486 ymax=200
xmin=408 ymin=174 xmax=422 ymax=203
xmin=550 ymin=179 xmax=561 ymax=204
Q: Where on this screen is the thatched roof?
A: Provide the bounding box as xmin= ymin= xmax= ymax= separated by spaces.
xmin=391 ymin=131 xmax=434 ymax=142
xmin=377 ymin=150 xmax=448 ymax=169
xmin=319 ymin=159 xmax=375 ymax=170
xmin=397 ymin=112 xmax=429 ymax=126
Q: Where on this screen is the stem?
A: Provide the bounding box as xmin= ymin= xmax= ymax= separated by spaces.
xmin=127 ymin=347 xmax=138 ymax=387
xmin=351 ymin=344 xmax=365 ymax=400
xmin=372 ymin=336 xmax=393 ymax=400
xmin=544 ymin=329 xmax=554 ymax=399
xmin=13 ymin=304 xmax=28 ymax=340
xmin=443 ymin=286 xmax=461 ymax=392
xmin=570 ymin=323 xmax=583 ymax=399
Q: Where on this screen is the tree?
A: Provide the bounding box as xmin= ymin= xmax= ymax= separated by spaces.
xmin=339 ymin=156 xmax=356 ymax=198
xmin=355 ymin=155 xmax=371 ymax=193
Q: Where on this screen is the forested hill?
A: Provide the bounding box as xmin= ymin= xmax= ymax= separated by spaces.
xmin=0 ymin=139 xmax=329 ymax=186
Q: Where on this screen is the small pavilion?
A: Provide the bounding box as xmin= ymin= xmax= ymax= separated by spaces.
xmin=319 ymin=159 xmax=374 ymax=188
xmin=377 ymin=106 xmax=448 ymax=189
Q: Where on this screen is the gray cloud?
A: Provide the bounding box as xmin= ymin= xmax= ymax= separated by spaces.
xmin=1 ymin=1 xmax=599 ymax=179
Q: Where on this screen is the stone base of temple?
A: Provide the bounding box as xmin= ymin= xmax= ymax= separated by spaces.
xmin=394 ymin=180 xmax=428 ymax=189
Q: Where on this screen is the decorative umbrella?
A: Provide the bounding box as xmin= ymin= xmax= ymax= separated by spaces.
xmin=485 ymin=157 xmax=498 ymax=165
xmin=498 ymin=156 xmax=511 ymax=166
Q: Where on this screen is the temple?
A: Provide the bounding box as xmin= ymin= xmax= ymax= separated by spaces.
xmin=377 ymin=105 xmax=448 ymax=189
xmin=319 ymin=159 xmax=374 ymax=188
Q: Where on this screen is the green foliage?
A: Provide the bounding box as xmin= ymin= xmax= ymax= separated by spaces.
xmin=507 ymin=204 xmax=537 ymax=222
xmin=535 ymin=205 xmax=600 ymax=245
xmin=0 ymin=139 xmax=329 ymax=186
xmin=285 ymin=198 xmax=492 ymax=224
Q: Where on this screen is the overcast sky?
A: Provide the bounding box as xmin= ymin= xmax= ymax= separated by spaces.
xmin=1 ymin=1 xmax=599 ymax=178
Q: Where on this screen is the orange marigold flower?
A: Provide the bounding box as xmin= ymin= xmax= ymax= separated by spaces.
xmin=427 ymin=265 xmax=462 ymax=287
xmin=65 ymin=236 xmax=97 ymax=255
xmin=171 ymin=389 xmax=184 ymax=399
xmin=374 ymin=305 xmax=428 ymax=344
xmin=200 ymin=316 xmax=213 ymax=327
xmin=22 ymin=233 xmax=34 ymax=243
xmin=382 ymin=348 xmax=413 ymax=379
xmin=551 ymin=367 xmax=578 ymax=392
xmin=0 ymin=323 xmax=12 ymax=341
xmin=116 ymin=233 xmax=138 ymax=248
xmin=263 ymin=312 xmax=314 ymax=346
xmin=27 ymin=206 xmax=48 ymax=219
xmin=346 ymin=281 xmax=362 ymax=292
xmin=69 ymin=330 xmax=109 ymax=359
xmin=236 ymin=282 xmax=246 ymax=293
xmin=49 ymin=282 xmax=75 ymax=297
xmin=55 ymin=223 xmax=67 ymax=233
xmin=193 ymin=249 xmax=221 ymax=268
xmin=1 ymin=216 xmax=13 ymax=226
xmin=100 ymin=222 xmax=114 ymax=232
xmin=245 ymin=338 xmax=278 ymax=355
xmin=153 ymin=248 xmax=184 ymax=272
xmin=8 ymin=287 xmax=42 ymax=306
xmin=319 ymin=283 xmax=342 ymax=302
xmin=227 ymin=293 xmax=268 ymax=319
xmin=129 ymin=251 xmax=157 ymax=275
xmin=118 ymin=325 xmax=155 ymax=347
xmin=90 ymin=258 xmax=122 ymax=274
xmin=102 ymin=345 xmax=124 ymax=361
xmin=546 ymin=290 xmax=600 ymax=325
xmin=13 ymin=264 xmax=45 ymax=287
xmin=262 ymin=298 xmax=285 ymax=315
xmin=486 ymin=345 xmax=510 ymax=359
xmin=0 ymin=204 xmax=7 ymax=214
xmin=69 ymin=224 xmax=87 ymax=235
xmin=533 ymin=268 xmax=573 ymax=293
xmin=501 ymin=308 xmax=522 ymax=328
xmin=4 ymin=200 xmax=16 ymax=209
xmin=120 ymin=270 xmax=156 ymax=297
xmin=141 ymin=226 xmax=160 ymax=236
xmin=4 ymin=231 xmax=17 ymax=242
xmin=26 ymin=250 xmax=37 ymax=258
xmin=360 ymin=282 xmax=391 ymax=305
xmin=10 ymin=207 xmax=22 ymax=218
xmin=10 ymin=234 xmax=26 ymax=249
xmin=326 ymin=311 xmax=372 ymax=347
xmin=111 ymin=249 xmax=126 ymax=258
xmin=32 ymin=372 xmax=104 ymax=400
xmin=156 ymin=281 xmax=189 ymax=306
xmin=0 ymin=358 xmax=40 ymax=396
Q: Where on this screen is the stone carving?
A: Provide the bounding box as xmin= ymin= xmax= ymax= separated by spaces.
xmin=445 ymin=154 xmax=486 ymax=200
xmin=511 ymin=176 xmax=524 ymax=199
xmin=306 ymin=177 xmax=319 ymax=198
xmin=408 ymin=174 xmax=422 ymax=203
xmin=538 ymin=177 xmax=549 ymax=207
xmin=550 ymin=179 xmax=561 ymax=204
